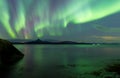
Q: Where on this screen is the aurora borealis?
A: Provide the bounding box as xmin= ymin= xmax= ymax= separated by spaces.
xmin=0 ymin=0 xmax=120 ymax=42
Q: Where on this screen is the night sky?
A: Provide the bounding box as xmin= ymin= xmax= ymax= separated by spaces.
xmin=0 ymin=0 xmax=120 ymax=42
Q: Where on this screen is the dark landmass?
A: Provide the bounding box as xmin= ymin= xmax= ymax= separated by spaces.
xmin=11 ymin=39 xmax=80 ymax=44
xmin=9 ymin=39 xmax=120 ymax=45
xmin=0 ymin=39 xmax=24 ymax=65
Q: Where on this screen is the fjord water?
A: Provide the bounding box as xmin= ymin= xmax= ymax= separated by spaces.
xmin=2 ymin=44 xmax=120 ymax=78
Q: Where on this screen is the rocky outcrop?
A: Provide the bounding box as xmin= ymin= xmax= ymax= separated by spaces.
xmin=0 ymin=39 xmax=24 ymax=65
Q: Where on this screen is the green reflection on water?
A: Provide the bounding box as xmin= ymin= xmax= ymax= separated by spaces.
xmin=11 ymin=44 xmax=120 ymax=78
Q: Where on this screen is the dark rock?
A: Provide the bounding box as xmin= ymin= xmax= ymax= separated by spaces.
xmin=104 ymin=63 xmax=120 ymax=75
xmin=0 ymin=39 xmax=24 ymax=65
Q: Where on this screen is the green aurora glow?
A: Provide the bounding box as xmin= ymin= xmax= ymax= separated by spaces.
xmin=0 ymin=0 xmax=120 ymax=39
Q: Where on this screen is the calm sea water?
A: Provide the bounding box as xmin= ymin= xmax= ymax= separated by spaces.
xmin=1 ymin=44 xmax=120 ymax=78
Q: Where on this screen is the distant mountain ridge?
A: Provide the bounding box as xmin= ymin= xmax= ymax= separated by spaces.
xmin=9 ymin=39 xmax=120 ymax=45
xmin=24 ymin=39 xmax=79 ymax=44
xmin=10 ymin=39 xmax=80 ymax=44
